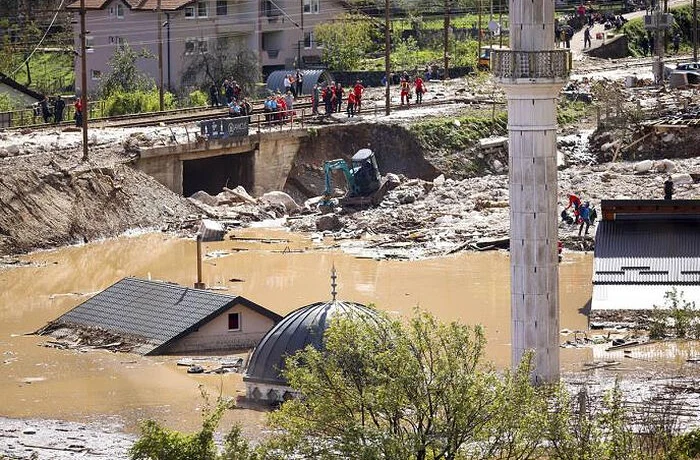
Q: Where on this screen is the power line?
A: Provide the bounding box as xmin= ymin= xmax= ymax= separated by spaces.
xmin=9 ymin=0 xmax=67 ymax=77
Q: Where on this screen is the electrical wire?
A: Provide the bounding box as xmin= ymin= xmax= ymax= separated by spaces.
xmin=9 ymin=0 xmax=67 ymax=77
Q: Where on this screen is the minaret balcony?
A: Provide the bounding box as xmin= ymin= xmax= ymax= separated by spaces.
xmin=491 ymin=50 xmax=570 ymax=83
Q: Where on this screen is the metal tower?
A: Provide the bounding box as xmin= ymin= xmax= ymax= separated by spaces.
xmin=491 ymin=1 xmax=570 ymax=383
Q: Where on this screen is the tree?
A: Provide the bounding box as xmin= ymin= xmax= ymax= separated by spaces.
xmin=314 ymin=14 xmax=374 ymax=71
xmin=129 ymin=386 xmax=259 ymax=460
xmin=266 ymin=309 xmax=544 ymax=460
xmin=99 ymin=43 xmax=155 ymax=98
xmin=181 ymin=37 xmax=260 ymax=97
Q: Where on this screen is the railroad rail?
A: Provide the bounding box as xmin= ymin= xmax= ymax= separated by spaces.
xmin=1 ymin=95 xmax=504 ymax=132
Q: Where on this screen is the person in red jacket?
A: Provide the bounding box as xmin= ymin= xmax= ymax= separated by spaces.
xmin=353 ymin=80 xmax=364 ymax=113
xmin=74 ymin=98 xmax=83 ymax=127
xmin=565 ymin=193 xmax=582 ymax=222
xmin=414 ymin=75 xmax=425 ymax=104
xmin=400 ymin=77 xmax=411 ymax=106
xmin=347 ymin=91 xmax=357 ymax=117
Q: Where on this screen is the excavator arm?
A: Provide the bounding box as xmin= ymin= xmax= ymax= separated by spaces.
xmin=323 ymin=159 xmax=356 ymax=199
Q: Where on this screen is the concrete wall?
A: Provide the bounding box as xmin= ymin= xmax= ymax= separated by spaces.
xmin=136 ymin=129 xmax=308 ymax=197
xmin=244 ymin=381 xmax=297 ymax=403
xmin=586 ymin=35 xmax=630 ymax=60
xmin=164 ymin=302 xmax=276 ymax=353
xmin=251 ymin=130 xmax=307 ymax=196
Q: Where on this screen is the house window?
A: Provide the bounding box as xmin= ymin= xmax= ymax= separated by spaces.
xmin=86 ymin=35 xmax=94 ymax=52
xmin=303 ymin=0 xmax=319 ymax=14
xmin=116 ymin=3 xmax=124 ymax=18
xmin=228 ymin=312 xmax=241 ymax=331
xmin=91 ymin=69 xmax=102 ymax=80
xmin=304 ymin=31 xmax=313 ymax=48
xmin=197 ymin=1 xmax=208 ymax=17
xmin=185 ymin=6 xmax=195 ymax=18
xmin=216 ymin=0 xmax=227 ymax=15
xmin=185 ymin=38 xmax=208 ymax=55
xmin=185 ymin=38 xmax=196 ymax=54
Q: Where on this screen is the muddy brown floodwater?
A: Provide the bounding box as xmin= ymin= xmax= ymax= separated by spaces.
xmin=0 ymin=229 xmax=594 ymax=439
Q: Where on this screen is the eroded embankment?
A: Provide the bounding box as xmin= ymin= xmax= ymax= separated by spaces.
xmin=0 ymin=156 xmax=196 ymax=255
xmin=283 ymin=117 xmax=508 ymax=203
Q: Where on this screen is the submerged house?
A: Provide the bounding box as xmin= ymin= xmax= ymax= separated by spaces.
xmin=45 ymin=277 xmax=281 ymax=355
xmin=592 ymin=199 xmax=700 ymax=311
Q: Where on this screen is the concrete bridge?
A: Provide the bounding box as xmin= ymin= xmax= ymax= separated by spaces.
xmin=135 ymin=128 xmax=308 ymax=198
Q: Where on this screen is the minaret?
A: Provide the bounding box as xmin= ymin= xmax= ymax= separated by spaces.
xmin=491 ymin=1 xmax=569 ymax=382
xmin=330 ymin=265 xmax=338 ymax=301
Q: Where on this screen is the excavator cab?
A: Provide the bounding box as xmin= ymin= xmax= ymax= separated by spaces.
xmin=350 ymin=149 xmax=381 ymax=196
xmin=321 ymin=149 xmax=388 ymax=211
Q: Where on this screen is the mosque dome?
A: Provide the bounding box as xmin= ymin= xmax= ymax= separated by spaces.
xmin=243 ymin=299 xmax=379 ymax=388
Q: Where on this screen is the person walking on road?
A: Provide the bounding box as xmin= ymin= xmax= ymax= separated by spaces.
xmin=584 ymin=27 xmax=592 ymax=49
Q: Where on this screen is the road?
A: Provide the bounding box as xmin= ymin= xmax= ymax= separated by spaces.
xmin=569 ymin=0 xmax=692 ymax=61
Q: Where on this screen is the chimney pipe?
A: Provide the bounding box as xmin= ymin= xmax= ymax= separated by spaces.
xmin=194 ymin=234 xmax=206 ymax=289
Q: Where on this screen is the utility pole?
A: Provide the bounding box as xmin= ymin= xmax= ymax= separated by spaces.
xmin=157 ymin=0 xmax=164 ymax=111
xmin=300 ymin=0 xmax=304 ymax=68
xmin=477 ymin=0 xmax=483 ymax=59
xmin=79 ymin=0 xmax=89 ymax=162
xmin=443 ymin=0 xmax=450 ymax=79
xmin=694 ymin=0 xmax=698 ymax=62
xmin=498 ymin=0 xmax=503 ymax=48
xmin=384 ymin=0 xmax=390 ymax=115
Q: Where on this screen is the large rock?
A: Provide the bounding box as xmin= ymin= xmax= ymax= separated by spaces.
xmin=198 ymin=219 xmax=226 ymax=241
xmin=633 ymin=160 xmax=654 ymax=173
xmin=261 ymin=191 xmax=300 ymax=213
xmin=316 ymin=214 xmax=342 ymax=232
xmin=654 ymin=159 xmax=676 ymax=173
xmin=6 ymin=144 xmax=20 ymax=156
xmin=671 ymin=173 xmax=693 ymax=184
xmin=217 ymin=186 xmax=257 ymax=205
xmin=189 ymin=190 xmax=218 ymax=207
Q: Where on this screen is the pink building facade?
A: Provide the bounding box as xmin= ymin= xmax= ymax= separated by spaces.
xmin=68 ymin=0 xmax=342 ymax=94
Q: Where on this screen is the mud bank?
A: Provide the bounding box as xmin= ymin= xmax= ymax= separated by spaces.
xmin=0 ymin=155 xmax=197 ymax=255
xmin=0 ymin=417 xmax=134 ymax=460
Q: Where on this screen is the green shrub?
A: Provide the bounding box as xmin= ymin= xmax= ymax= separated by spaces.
xmin=104 ymin=89 xmax=174 ymax=116
xmin=188 ymin=89 xmax=209 ymax=107
xmin=0 ymin=93 xmax=15 ymax=112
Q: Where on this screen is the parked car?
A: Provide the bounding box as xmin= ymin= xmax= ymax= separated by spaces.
xmin=670 ymin=62 xmax=700 ymax=87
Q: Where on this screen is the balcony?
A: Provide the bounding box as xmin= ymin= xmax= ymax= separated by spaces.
xmin=491 ymin=50 xmax=570 ymax=82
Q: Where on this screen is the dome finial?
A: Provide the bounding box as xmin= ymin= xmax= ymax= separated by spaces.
xmin=331 ymin=264 xmax=338 ymax=301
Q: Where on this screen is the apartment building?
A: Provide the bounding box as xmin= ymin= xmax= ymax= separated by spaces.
xmin=258 ymin=0 xmax=345 ymax=73
xmin=67 ymin=0 xmax=344 ymax=94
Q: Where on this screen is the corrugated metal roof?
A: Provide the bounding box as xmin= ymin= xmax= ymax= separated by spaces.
xmin=243 ymin=300 xmax=380 ymax=386
xmin=54 ymin=277 xmax=279 ymax=354
xmin=265 ymin=70 xmax=333 ymax=96
xmin=593 ymin=219 xmax=700 ymax=285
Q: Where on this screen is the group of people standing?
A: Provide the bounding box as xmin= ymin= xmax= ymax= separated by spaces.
xmin=283 ymin=70 xmax=304 ymax=98
xmin=563 ymin=193 xmax=597 ymax=237
xmin=35 ymin=95 xmax=83 ymax=127
xmin=398 ymin=72 xmax=426 ymax=106
xmin=311 ymin=80 xmax=364 ymax=118
xmin=209 ymin=79 xmax=253 ymax=120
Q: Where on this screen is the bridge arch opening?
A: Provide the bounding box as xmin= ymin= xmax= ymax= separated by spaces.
xmin=182 ymin=152 xmax=254 ymax=197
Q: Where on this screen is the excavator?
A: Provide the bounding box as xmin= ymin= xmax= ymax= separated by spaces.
xmin=320 ymin=149 xmax=389 ymax=211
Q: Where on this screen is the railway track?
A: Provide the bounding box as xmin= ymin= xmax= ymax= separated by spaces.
xmin=2 ymin=95 xmax=503 ymax=132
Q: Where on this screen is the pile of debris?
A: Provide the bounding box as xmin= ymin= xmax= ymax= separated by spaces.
xmin=188 ymin=186 xmax=303 ymax=224
xmin=36 ymin=322 xmax=146 ymax=354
